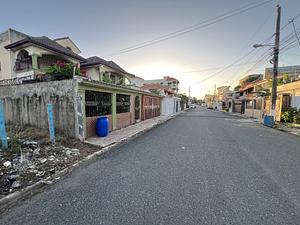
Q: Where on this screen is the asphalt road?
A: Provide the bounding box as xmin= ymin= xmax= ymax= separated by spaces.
xmin=1 ymin=108 xmax=300 ymax=225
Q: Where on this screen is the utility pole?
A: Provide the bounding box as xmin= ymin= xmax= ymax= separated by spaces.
xmin=188 ymin=86 xmax=191 ymax=107
xmin=271 ymin=5 xmax=281 ymax=118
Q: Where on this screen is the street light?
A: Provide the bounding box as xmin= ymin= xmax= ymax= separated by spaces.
xmin=252 ymin=44 xmax=274 ymax=48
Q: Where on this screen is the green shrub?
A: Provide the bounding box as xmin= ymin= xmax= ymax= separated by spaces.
xmin=294 ymin=114 xmax=300 ymax=124
xmin=282 ymin=107 xmax=298 ymax=123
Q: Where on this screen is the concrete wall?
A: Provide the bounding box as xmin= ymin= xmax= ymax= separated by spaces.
xmin=245 ymin=108 xmax=262 ymax=119
xmin=0 ymin=79 xmax=78 ymax=137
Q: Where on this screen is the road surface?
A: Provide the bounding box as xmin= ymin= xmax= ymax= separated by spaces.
xmin=1 ymin=108 xmax=300 ymax=224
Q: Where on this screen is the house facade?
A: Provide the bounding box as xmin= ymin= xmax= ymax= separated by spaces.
xmin=80 ymin=56 xmax=135 ymax=86
xmin=143 ymin=76 xmax=180 ymax=93
xmin=0 ymin=29 xmax=85 ymax=84
xmin=141 ymin=83 xmax=181 ymax=116
xmin=265 ymin=65 xmax=300 ymax=82
xmin=0 ymin=28 xmax=162 ymax=140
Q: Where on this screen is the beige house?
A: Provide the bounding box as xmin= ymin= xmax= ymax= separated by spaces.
xmin=80 ymin=56 xmax=135 ymax=86
xmin=143 ymin=76 xmax=179 ymax=93
xmin=0 ymin=28 xmax=85 ymax=83
xmin=270 ymin=80 xmax=300 ymax=121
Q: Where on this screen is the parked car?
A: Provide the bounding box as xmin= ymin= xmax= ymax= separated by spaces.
xmin=191 ymin=104 xmax=196 ymax=109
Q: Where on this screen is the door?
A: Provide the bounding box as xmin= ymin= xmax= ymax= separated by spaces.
xmin=282 ymin=94 xmax=291 ymax=112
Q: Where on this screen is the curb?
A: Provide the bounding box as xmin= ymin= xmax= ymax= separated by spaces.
xmin=0 ymin=112 xmax=181 ymax=214
xmin=275 ymin=127 xmax=300 ymax=138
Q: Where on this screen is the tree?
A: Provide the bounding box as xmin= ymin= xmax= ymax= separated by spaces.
xmin=283 ymin=73 xmax=290 ymax=84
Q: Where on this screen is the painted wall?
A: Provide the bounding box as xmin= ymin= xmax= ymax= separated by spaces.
xmin=86 ymin=67 xmax=100 ymax=81
xmin=117 ymin=112 xmax=132 ymax=129
xmin=86 ymin=115 xmax=113 ymax=138
xmin=292 ymin=96 xmax=300 ymax=109
xmin=54 ymin=38 xmax=81 ymax=54
xmin=161 ymin=96 xmax=180 ymax=115
xmin=78 ymin=81 xmax=147 ymax=137
xmin=0 ymin=29 xmax=27 ymax=80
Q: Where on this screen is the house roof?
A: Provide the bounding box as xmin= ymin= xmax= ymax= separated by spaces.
xmin=163 ymin=76 xmax=179 ymax=82
xmin=5 ymin=36 xmax=85 ymax=61
xmin=81 ymin=56 xmax=135 ymax=77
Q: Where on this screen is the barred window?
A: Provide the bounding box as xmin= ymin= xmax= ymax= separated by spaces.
xmin=116 ymin=94 xmax=130 ymax=113
xmin=85 ymin=90 xmax=112 ymax=117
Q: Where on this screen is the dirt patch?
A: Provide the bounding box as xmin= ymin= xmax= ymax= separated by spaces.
xmin=0 ymin=125 xmax=100 ymax=198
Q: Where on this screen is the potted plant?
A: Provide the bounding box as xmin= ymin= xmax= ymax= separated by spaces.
xmin=45 ymin=61 xmax=81 ymax=81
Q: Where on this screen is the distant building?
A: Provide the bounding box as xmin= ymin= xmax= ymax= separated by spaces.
xmin=143 ymin=76 xmax=179 ymax=93
xmin=239 ymin=74 xmax=263 ymax=86
xmin=265 ymin=65 xmax=300 ymax=81
xmin=216 ymin=86 xmax=230 ymax=101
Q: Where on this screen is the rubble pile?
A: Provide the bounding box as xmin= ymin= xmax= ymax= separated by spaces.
xmin=0 ymin=126 xmax=98 ymax=198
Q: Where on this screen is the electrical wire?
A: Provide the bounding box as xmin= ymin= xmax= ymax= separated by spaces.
xmin=102 ymin=0 xmax=275 ymax=57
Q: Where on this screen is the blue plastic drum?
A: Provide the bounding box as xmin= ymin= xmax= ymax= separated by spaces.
xmin=96 ymin=116 xmax=109 ymax=137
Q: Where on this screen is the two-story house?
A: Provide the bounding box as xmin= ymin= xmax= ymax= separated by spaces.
xmin=143 ymin=76 xmax=179 ymax=93
xmin=80 ymin=56 xmax=136 ymax=86
xmin=0 ymin=29 xmax=85 ymax=83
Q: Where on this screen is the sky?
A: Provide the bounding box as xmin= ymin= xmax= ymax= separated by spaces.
xmin=1 ymin=0 xmax=300 ymax=98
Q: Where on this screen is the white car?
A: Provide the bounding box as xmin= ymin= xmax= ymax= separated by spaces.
xmin=191 ymin=104 xmax=196 ymax=109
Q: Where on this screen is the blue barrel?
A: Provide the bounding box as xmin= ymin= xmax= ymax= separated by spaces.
xmin=96 ymin=116 xmax=109 ymax=137
xmin=263 ymin=115 xmax=275 ymax=128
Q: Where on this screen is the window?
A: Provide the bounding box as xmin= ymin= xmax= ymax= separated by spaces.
xmin=116 ymin=94 xmax=130 ymax=113
xmin=85 ymin=90 xmax=112 ymax=117
xmin=15 ymin=50 xmax=32 ymax=71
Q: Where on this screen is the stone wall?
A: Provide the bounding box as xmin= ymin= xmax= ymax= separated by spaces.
xmin=0 ymin=80 xmax=78 ymax=137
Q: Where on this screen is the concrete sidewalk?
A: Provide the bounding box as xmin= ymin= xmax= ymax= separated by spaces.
xmin=224 ymin=111 xmax=300 ymax=137
xmin=85 ymin=113 xmax=181 ymax=148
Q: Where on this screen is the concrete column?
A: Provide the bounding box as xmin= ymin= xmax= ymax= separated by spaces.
xmin=31 ymin=54 xmax=39 ymax=70
xmin=112 ymin=92 xmax=117 ymax=130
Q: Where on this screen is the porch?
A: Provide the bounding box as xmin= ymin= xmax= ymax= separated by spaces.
xmin=78 ymin=80 xmax=161 ymax=139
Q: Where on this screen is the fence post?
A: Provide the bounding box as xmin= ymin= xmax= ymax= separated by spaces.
xmin=0 ymin=99 xmax=8 ymax=149
xmin=47 ymin=103 xmax=55 ymax=144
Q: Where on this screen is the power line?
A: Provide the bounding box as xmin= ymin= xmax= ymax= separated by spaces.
xmin=291 ymin=20 xmax=300 ymax=46
xmin=102 ymin=0 xmax=275 ymax=57
xmin=217 ymin=15 xmax=300 ymax=88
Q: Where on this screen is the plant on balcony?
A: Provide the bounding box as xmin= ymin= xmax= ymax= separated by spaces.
xmin=46 ymin=61 xmax=81 ymax=80
xmin=102 ymin=74 xmax=113 ymax=84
